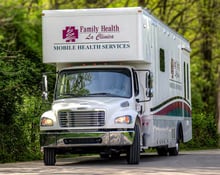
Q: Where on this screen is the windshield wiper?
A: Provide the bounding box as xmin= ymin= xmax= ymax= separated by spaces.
xmin=88 ymin=93 xmax=120 ymax=97
xmin=59 ymin=93 xmax=81 ymax=98
xmin=59 ymin=93 xmax=127 ymax=98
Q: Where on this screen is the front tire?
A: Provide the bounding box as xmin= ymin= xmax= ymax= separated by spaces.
xmin=44 ymin=148 xmax=56 ymax=166
xmin=127 ymin=123 xmax=140 ymax=164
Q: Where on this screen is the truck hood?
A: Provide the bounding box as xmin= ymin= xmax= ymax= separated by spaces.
xmin=52 ymin=97 xmax=131 ymax=113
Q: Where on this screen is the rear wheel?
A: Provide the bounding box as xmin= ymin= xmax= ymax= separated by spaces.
xmin=100 ymin=152 xmax=109 ymax=159
xmin=111 ymin=152 xmax=120 ymax=159
xmin=168 ymin=142 xmax=179 ymax=156
xmin=44 ymin=148 xmax=56 ymax=166
xmin=156 ymin=146 xmax=168 ymax=156
xmin=169 ymin=127 xmax=181 ymax=156
xmin=127 ymin=123 xmax=140 ymax=164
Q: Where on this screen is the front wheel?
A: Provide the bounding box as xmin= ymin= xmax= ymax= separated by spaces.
xmin=127 ymin=123 xmax=140 ymax=164
xmin=44 ymin=148 xmax=56 ymax=166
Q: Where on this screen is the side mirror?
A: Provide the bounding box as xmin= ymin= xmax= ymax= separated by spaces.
xmin=145 ymin=71 xmax=153 ymax=98
xmin=42 ymin=74 xmax=48 ymax=101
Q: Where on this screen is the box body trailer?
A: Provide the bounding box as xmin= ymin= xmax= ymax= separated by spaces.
xmin=40 ymin=7 xmax=192 ymax=165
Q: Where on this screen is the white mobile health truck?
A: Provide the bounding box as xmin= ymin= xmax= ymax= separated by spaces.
xmin=40 ymin=7 xmax=192 ymax=165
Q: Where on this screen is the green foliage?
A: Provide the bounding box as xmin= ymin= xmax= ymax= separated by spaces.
xmin=185 ymin=112 xmax=219 ymax=149
xmin=0 ymin=1 xmax=53 ymax=162
xmin=0 ymin=96 xmax=49 ymax=163
xmin=0 ymin=123 xmax=28 ymax=163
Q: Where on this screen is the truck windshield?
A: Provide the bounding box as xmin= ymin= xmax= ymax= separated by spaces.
xmin=55 ymin=68 xmax=132 ymax=99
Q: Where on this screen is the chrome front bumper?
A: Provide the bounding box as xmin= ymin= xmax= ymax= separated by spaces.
xmin=40 ymin=130 xmax=135 ymax=148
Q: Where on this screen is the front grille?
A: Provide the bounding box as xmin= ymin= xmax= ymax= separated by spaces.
xmin=58 ymin=110 xmax=105 ymax=127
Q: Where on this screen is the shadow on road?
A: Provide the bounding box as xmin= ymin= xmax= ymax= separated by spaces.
xmin=56 ymin=152 xmax=170 ymax=166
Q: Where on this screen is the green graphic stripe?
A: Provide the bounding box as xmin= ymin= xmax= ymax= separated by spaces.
xmin=150 ymin=96 xmax=191 ymax=117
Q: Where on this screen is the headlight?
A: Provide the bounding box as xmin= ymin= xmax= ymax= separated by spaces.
xmin=41 ymin=117 xmax=53 ymax=126
xmin=115 ymin=115 xmax=132 ymax=124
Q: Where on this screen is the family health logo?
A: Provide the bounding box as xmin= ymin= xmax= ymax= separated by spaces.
xmin=62 ymin=26 xmax=78 ymax=42
xmin=62 ymin=24 xmax=120 ymax=43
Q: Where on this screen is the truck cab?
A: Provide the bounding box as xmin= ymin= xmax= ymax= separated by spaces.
xmin=41 ymin=64 xmax=152 ymax=165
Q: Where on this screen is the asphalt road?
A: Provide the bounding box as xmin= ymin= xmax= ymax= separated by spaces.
xmin=0 ymin=149 xmax=220 ymax=175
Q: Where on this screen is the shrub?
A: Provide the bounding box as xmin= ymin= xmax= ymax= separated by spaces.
xmin=184 ymin=112 xmax=219 ymax=149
